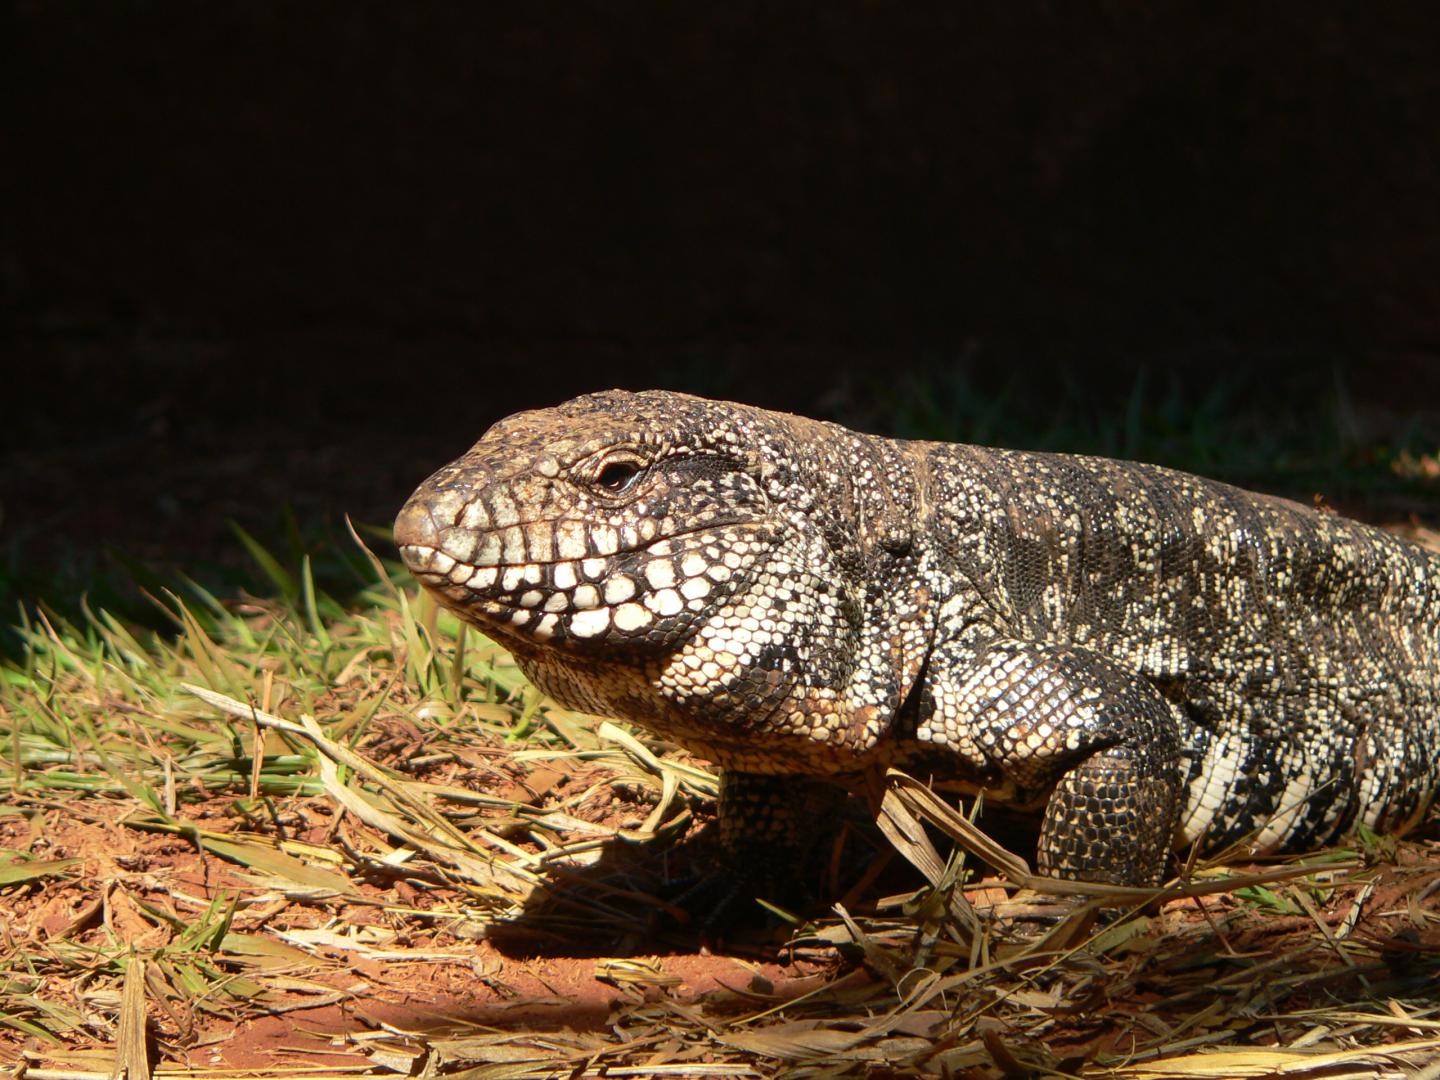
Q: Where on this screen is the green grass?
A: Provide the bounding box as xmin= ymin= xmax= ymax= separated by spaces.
xmin=0 ymin=530 xmax=730 ymax=1058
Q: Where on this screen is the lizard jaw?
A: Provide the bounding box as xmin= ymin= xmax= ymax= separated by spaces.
xmin=395 ymin=501 xmax=775 ymax=653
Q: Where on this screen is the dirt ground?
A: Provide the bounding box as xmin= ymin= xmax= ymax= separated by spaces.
xmin=1 ymin=786 xmax=850 ymax=1073
xmin=6 ymin=761 xmax=1440 ymax=1076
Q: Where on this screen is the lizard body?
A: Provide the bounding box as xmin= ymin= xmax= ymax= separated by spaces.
xmin=395 ymin=390 xmax=1440 ymax=885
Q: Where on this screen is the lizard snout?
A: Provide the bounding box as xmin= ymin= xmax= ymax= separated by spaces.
xmin=393 ymin=498 xmax=440 ymax=552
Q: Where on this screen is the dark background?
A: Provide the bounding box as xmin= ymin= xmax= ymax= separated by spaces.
xmin=5 ymin=3 xmax=1440 ymax=616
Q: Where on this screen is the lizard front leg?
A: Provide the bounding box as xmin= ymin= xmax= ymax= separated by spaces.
xmin=917 ymin=637 xmax=1183 ymax=886
xmin=667 ymin=771 xmax=849 ymax=927
xmin=715 ymin=771 xmax=852 ymax=907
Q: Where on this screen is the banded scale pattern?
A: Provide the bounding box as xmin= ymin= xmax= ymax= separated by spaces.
xmin=395 ymin=390 xmax=1440 ymax=888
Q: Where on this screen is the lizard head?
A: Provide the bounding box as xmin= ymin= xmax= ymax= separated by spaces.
xmin=395 ymin=389 xmax=788 ymax=654
xmin=395 ymin=389 xmax=929 ymax=767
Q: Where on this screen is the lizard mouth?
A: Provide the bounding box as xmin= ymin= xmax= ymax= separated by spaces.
xmin=396 ymin=518 xmax=774 ymax=649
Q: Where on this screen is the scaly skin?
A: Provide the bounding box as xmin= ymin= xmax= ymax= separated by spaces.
xmin=395 ymin=390 xmax=1440 ymax=887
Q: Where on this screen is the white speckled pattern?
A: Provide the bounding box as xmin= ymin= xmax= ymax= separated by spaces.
xmin=395 ymin=389 xmax=1440 ymax=888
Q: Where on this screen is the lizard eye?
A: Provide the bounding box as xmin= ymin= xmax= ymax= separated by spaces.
xmin=595 ymin=459 xmax=642 ymax=494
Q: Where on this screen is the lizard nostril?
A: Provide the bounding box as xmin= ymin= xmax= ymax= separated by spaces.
xmin=393 ymin=500 xmax=440 ymax=552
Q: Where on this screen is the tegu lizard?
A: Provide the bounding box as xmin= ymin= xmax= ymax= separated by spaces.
xmin=395 ymin=390 xmax=1440 ymax=890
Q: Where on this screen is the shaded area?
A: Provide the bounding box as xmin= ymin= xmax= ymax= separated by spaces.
xmin=9 ymin=6 xmax=1440 ymax=355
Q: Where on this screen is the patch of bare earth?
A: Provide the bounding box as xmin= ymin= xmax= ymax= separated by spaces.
xmin=5 ymin=759 xmax=1440 ymax=1077
xmin=0 ymin=763 xmax=839 ymax=1074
